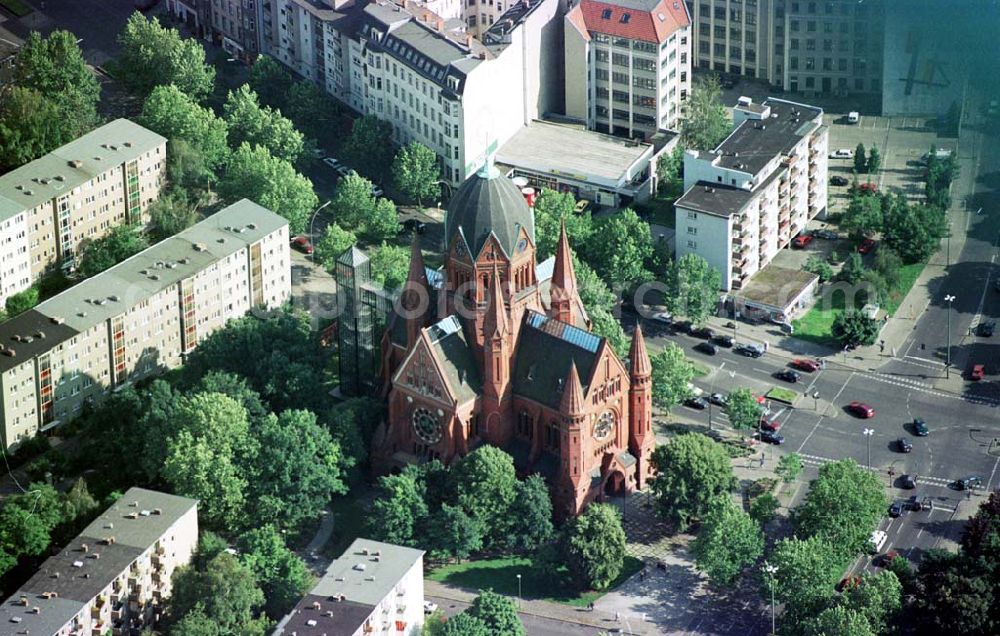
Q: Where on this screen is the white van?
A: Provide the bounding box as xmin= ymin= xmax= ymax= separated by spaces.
xmin=869 ymin=530 xmax=888 ymax=554
xmin=847 ymin=111 xmax=860 ymax=124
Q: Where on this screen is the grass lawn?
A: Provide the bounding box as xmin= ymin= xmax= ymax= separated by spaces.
xmin=428 ymin=554 xmax=644 ymax=607
xmin=884 ymin=262 xmax=925 ymax=316
xmin=0 ymin=0 xmax=32 ymax=16
xmin=636 ymin=194 xmax=676 ymax=229
xmin=691 ymin=360 xmax=711 ymax=377
xmin=766 ymin=387 xmax=798 ymax=405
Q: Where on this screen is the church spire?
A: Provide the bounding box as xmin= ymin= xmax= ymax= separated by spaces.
xmin=483 ymin=263 xmax=508 ymax=339
xmin=550 ymin=220 xmax=580 ymax=325
xmin=629 ymin=325 xmax=652 ymax=379
xmin=560 ymin=360 xmax=586 ymax=416
xmin=400 ymin=234 xmax=429 ymax=349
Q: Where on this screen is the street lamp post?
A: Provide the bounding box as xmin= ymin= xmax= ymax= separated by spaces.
xmin=863 ymin=428 xmax=874 ymax=470
xmin=707 ymin=362 xmax=727 ymax=431
xmin=812 ymin=390 xmax=820 ymax=411
xmin=516 ymin=574 xmax=522 ymax=609
xmin=308 ymin=200 xmax=333 ymax=263
xmin=944 ymin=294 xmax=956 ymax=379
xmin=764 ymin=562 xmax=778 ymax=635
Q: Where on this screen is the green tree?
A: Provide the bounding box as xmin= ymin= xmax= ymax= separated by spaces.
xmin=663 ymin=254 xmax=721 ymax=324
xmin=589 ymin=305 xmax=630 ymax=357
xmin=316 ymin=223 xmax=358 ymax=270
xmin=237 ymin=525 xmax=312 ymax=618
xmin=832 ymin=309 xmax=881 ymax=348
xmin=803 ymin=254 xmax=834 ymax=282
xmin=680 ymin=75 xmax=730 ymax=150
xmin=656 ymin=145 xmax=685 ymax=197
xmin=170 ymin=608 xmax=221 ymax=636
xmin=429 ymin=503 xmax=483 ymax=562
xmin=62 ymin=478 xmax=99 ymax=526
xmin=166 ymin=137 xmax=216 ymax=194
xmin=343 ymin=115 xmax=394 ymax=180
xmin=841 ymin=193 xmax=883 ymax=241
xmin=586 ymin=209 xmax=653 ymax=289
xmin=854 ymin=143 xmax=868 ymax=174
xmin=284 ymin=80 xmax=343 ymax=144
xmin=140 ymin=85 xmax=230 ymax=169
xmin=116 ymin=13 xmax=215 ymax=100
xmin=440 ymin=613 xmax=490 ymax=636
xmin=0 ymin=87 xmax=67 ymax=169
xmin=562 ymin=503 xmax=626 ymax=590
xmin=5 ymin=287 xmax=39 ymax=317
xmin=796 ymin=459 xmax=886 ymax=555
xmin=650 ymin=434 xmax=736 ymax=530
xmin=467 ymin=589 xmax=525 ymax=636
xmin=452 ymin=446 xmax=517 ymax=550
xmin=650 ymin=343 xmax=695 ymax=411
xmin=872 ymin=245 xmax=903 ymax=290
xmin=507 ymin=474 xmax=554 ymax=552
xmin=767 ymin=536 xmax=846 ymax=613
xmin=0 ymin=483 xmax=63 ymax=561
xmin=76 ymin=225 xmax=150 ymax=278
xmin=368 ymin=243 xmax=410 ymax=291
xmin=392 ymin=142 xmax=441 ymax=204
xmin=218 ymin=142 xmax=318 ymax=234
xmin=749 ymin=493 xmax=780 ymax=526
xmin=224 ymin=85 xmax=305 ymax=164
xmin=367 ymin=197 xmax=400 ymax=242
xmin=13 ymin=30 xmax=100 ymax=138
xmin=370 ymin=471 xmax=428 ymax=546
xmin=883 ymin=201 xmax=948 ymax=264
xmin=866 ymin=146 xmax=882 ymax=173
xmin=776 ymin=453 xmax=803 ymax=483
xmin=843 ymin=571 xmax=902 ymax=635
xmin=799 ymin=605 xmax=876 ymax=636
xmin=147 ymin=191 xmax=200 ymax=242
xmin=247 ymin=55 xmax=294 ymax=110
xmin=532 ymin=189 xmax=593 ymax=260
xmin=691 ymin=495 xmax=764 ymax=585
xmin=169 ymin=552 xmax=267 ymax=636
xmin=913 ymin=549 xmax=994 ymax=635
xmin=723 ymin=387 xmax=762 ymax=430
xmin=330 ymin=171 xmax=377 ymax=227
xmin=839 ymin=251 xmax=866 ymax=285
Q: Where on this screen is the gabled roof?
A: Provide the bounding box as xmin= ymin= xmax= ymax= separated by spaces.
xmin=426 ymin=316 xmax=481 ymax=404
xmin=577 ymin=0 xmax=690 ymax=44
xmin=512 ymin=311 xmax=602 ymax=409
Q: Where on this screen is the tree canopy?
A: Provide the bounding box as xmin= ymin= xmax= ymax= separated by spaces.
xmin=650 ymin=434 xmax=736 ymax=531
xmin=76 ymin=225 xmax=150 ymax=278
xmin=368 ymin=243 xmax=411 ymax=291
xmin=796 ymin=459 xmax=886 ymax=555
xmin=116 ymin=12 xmax=215 ymax=100
xmin=680 ymin=75 xmax=731 ymax=150
xmin=316 ymin=223 xmax=358 ymax=270
xmin=168 ymin=551 xmax=268 ymax=636
xmin=832 ymin=309 xmax=881 ymax=348
xmin=662 ymin=254 xmax=721 ymax=324
xmin=392 ymin=142 xmax=441 ymax=204
xmin=467 ymin=589 xmax=526 ymax=636
xmin=532 ymin=189 xmax=593 ymax=260
xmin=224 ymin=85 xmax=306 ymax=164
xmin=723 ymin=387 xmax=762 ymax=430
xmin=882 ymin=196 xmax=948 ymax=264
xmin=343 ymin=115 xmax=394 ymax=180
xmin=586 ymin=209 xmax=653 ymax=289
xmin=237 ymin=525 xmax=312 ymax=618
xmin=692 ymin=495 xmax=763 ymax=585
xmin=650 ymin=343 xmax=695 ymax=411
xmin=562 ymin=503 xmax=627 ymax=590
xmin=140 ymin=84 xmax=231 ymax=169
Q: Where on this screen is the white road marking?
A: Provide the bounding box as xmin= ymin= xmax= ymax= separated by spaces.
xmin=796 ymin=372 xmax=855 ymax=452
xmin=986 ymin=456 xmax=1000 ymax=492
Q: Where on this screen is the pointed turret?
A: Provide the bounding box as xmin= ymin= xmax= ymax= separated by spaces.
xmin=629 ymin=325 xmax=652 ymax=379
xmin=482 ymin=264 xmax=508 ymax=339
xmin=400 ymin=235 xmax=430 ymax=349
xmin=560 ymin=360 xmax=586 ymax=416
xmin=550 ymin=221 xmax=580 ymax=325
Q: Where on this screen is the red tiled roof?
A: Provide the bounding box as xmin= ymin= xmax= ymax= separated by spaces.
xmin=578 ymin=0 xmax=690 ymax=44
xmin=565 ymin=4 xmax=591 ymax=41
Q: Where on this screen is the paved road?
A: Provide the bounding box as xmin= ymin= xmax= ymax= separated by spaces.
xmin=427 ymin=597 xmax=627 ymax=636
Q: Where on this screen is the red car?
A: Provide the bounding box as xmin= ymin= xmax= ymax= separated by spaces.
xmin=837 ymin=576 xmax=861 ymax=592
xmin=291 ymin=235 xmax=314 ymax=254
xmin=792 ymin=234 xmax=814 ymax=249
xmin=848 ymin=401 xmax=875 ymax=418
xmin=791 ymin=358 xmax=821 ymax=372
xmin=857 ymin=238 xmax=877 ymax=254
xmin=875 ymin=550 xmax=901 ymax=567
xmin=858 ymin=182 xmax=878 ymax=195
xmin=971 ymin=364 xmax=985 ymax=381
xmin=759 ymin=416 xmax=782 ymax=432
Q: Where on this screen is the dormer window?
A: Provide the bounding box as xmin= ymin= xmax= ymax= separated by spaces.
xmin=601 ymin=8 xmax=612 ymax=18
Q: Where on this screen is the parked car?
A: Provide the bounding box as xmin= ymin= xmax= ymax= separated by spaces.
xmin=691 ymin=326 xmax=715 ymax=340
xmin=673 ymin=320 xmax=693 ymax=334
xmin=290 ymin=235 xmax=314 ymax=254
xmin=685 ymin=396 xmax=709 ymax=410
xmin=956 ymin=476 xmax=983 ymax=490
xmin=978 ymin=321 xmax=996 ymax=337
xmin=869 ymin=530 xmax=888 ymax=554
xmin=322 ymin=157 xmax=342 ymax=170
xmin=709 ymin=393 xmax=728 ymax=407
xmin=912 ymin=418 xmax=929 ymax=437
xmin=754 ymin=430 xmax=785 ymax=445
xmin=876 ymin=550 xmax=901 ymax=567
xmin=920 ymin=149 xmax=953 ymax=164
xmin=791 ymin=358 xmax=822 ymax=372
xmin=774 ymin=369 xmax=801 ymax=384
xmin=814 ymin=229 xmax=839 ymax=240
xmin=792 ymin=233 xmax=814 ymax=248
xmin=372 ymin=186 xmax=384 ymax=198
xmin=651 ymin=311 xmax=673 ymax=325
xmin=712 ymin=334 xmax=735 ymax=348
xmin=857 ymin=238 xmax=877 ymax=254
xmin=896 ymin=438 xmax=913 ymax=453
xmin=847 ymin=111 xmax=861 ymax=124
xmin=401 ymin=219 xmax=427 ymax=234
xmin=694 ymin=342 xmax=718 ymax=356
xmin=829 ymin=175 xmax=850 ymax=186
xmin=848 ymin=401 xmax=875 ymax=418
xmin=857 ymin=182 xmax=878 ymax=195
xmin=335 ymin=165 xmax=352 ymax=177
xmin=906 ymin=495 xmax=930 ymax=511
xmin=735 ymin=343 xmax=765 ymax=358
xmin=759 ymin=416 xmax=782 ymax=432
xmin=573 ymin=199 xmax=591 ymax=214
xmin=888 ymin=501 xmax=905 ymax=518
xmin=423 ymin=601 xmax=438 ymax=614
xmin=970 ymin=364 xmax=986 ymax=381
xmin=901 ymin=474 xmax=918 ymax=489
xmin=134 ymin=0 xmax=160 ymax=11
xmin=830 ymin=148 xmax=855 ymax=159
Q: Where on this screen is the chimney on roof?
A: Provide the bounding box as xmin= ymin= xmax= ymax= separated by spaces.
xmin=436 ymin=17 xmax=444 ymax=30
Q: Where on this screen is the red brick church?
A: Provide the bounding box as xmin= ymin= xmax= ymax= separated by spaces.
xmin=372 ymin=161 xmax=655 ymax=517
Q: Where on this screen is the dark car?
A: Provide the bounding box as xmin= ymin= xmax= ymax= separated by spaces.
xmin=978 ymin=321 xmax=996 ymax=337
xmin=754 ymin=430 xmax=785 ymax=445
xmin=956 ymin=476 xmax=983 ymax=491
xmin=912 ymin=418 xmax=929 ymax=436
xmin=135 ymin=0 xmax=160 ymax=10
xmin=691 ymin=326 xmax=715 ymax=340
xmin=735 ymin=343 xmax=765 ymax=358
xmin=858 ymin=238 xmax=877 ymax=254
xmin=830 ymin=175 xmax=850 ymax=186
xmin=905 ymin=495 xmax=928 ymax=511
xmin=875 ymin=550 xmax=901 ymax=567
xmin=896 ymin=438 xmax=913 ymax=453
xmin=694 ymin=342 xmax=718 ymax=356
xmin=712 ymin=334 xmax=735 ymax=348
xmin=775 ymin=369 xmax=801 ymax=384
xmin=901 ymin=474 xmax=918 ymax=489
xmin=720 ymin=77 xmax=737 ymax=89
xmin=673 ymin=320 xmax=693 ymax=334
xmin=685 ymin=396 xmax=709 ymax=410
xmin=814 ymin=229 xmax=839 ymax=240
xmin=889 ymin=501 xmax=905 ymax=518
xmin=401 ymin=218 xmax=427 ymax=234
xmin=709 ymin=393 xmax=728 ymax=407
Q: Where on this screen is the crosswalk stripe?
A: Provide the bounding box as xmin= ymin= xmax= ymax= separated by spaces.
xmin=795 ymin=452 xmax=958 ymax=486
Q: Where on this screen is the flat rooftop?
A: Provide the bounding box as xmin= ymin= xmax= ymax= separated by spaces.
xmin=313 ymin=538 xmax=423 ymax=606
xmin=675 ymin=167 xmax=784 ymax=218
xmin=275 ymin=595 xmax=375 ymax=636
xmin=78 ymin=487 xmax=197 ymax=551
xmin=0 ymin=309 xmax=80 ymax=374
xmin=496 ymin=120 xmax=651 ymax=187
xmin=712 ymin=98 xmax=823 ymax=175
xmin=736 ymin=264 xmax=818 ymax=312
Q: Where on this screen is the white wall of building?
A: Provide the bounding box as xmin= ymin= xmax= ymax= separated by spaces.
xmin=674 ymin=207 xmax=733 ymax=290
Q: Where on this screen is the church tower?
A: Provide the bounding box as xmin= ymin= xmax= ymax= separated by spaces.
xmin=550 ymin=221 xmax=584 ymax=327
xmin=481 ymin=265 xmax=512 ymax=445
xmin=627 ymin=325 xmax=655 ymax=488
xmin=559 ymin=360 xmax=587 ymax=513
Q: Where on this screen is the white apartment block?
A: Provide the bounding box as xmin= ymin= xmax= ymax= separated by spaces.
xmin=564 ymin=0 xmax=692 ymax=139
xmin=0 ymin=199 xmax=290 ymax=449
xmin=0 ymin=120 xmax=167 ymax=306
xmin=674 ymin=96 xmax=827 ymax=291
xmin=257 ymin=0 xmax=563 ymax=186
xmin=684 ymin=0 xmax=884 ymax=97
xmin=273 ymin=538 xmax=425 ymax=636
xmin=0 ymin=488 xmax=198 ymax=636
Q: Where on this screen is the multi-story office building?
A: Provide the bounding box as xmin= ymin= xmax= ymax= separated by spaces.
xmin=256 ymin=0 xmax=562 ymax=185
xmin=564 ymin=0 xmax=692 ymax=139
xmin=674 ymin=96 xmax=827 ymax=291
xmin=685 ymin=0 xmax=884 ymax=98
xmin=0 ymin=120 xmax=167 ymax=306
xmin=273 ymin=538 xmax=425 ymax=636
xmin=0 ymin=199 xmax=290 ymax=448
xmin=0 ymin=487 xmax=198 ymax=636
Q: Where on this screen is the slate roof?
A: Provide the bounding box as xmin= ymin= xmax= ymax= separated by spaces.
xmin=713 ymin=98 xmax=823 ymax=175
xmin=0 ymin=309 xmax=80 ymax=374
xmin=576 ymin=0 xmax=690 ymax=44
xmin=446 ymin=167 xmax=534 ymax=259
xmin=512 ymin=311 xmax=602 ymax=409
xmin=275 ymin=595 xmax=374 ymax=636
xmin=425 ymin=316 xmax=481 ymax=404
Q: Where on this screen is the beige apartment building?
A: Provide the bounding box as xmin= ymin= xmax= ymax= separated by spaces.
xmin=0 ymin=487 xmax=198 ymax=636
xmin=564 ymin=0 xmax=693 ymax=139
xmin=0 ymin=119 xmax=167 ymax=306
xmin=0 ymin=199 xmax=290 ymax=449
